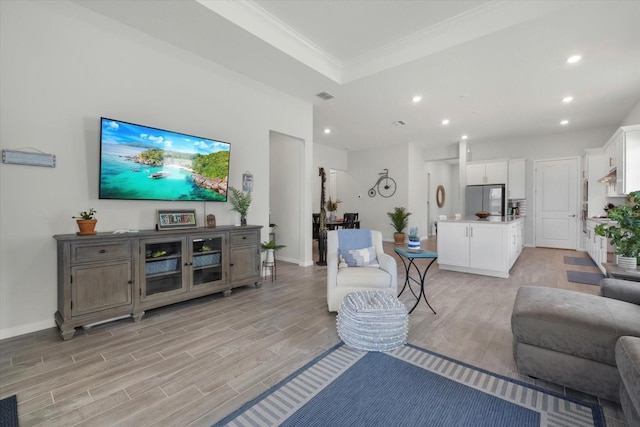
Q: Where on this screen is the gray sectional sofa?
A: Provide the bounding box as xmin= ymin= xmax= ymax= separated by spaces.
xmin=511 ymin=278 xmax=640 ymax=423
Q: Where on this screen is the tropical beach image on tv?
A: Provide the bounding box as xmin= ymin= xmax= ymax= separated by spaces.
xmin=99 ymin=118 xmax=230 ymax=201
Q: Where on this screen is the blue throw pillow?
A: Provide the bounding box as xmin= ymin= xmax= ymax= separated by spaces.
xmin=339 ymin=246 xmax=378 ymax=267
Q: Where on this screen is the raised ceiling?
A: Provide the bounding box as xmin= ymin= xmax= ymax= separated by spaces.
xmin=75 ymin=0 xmax=640 ymax=152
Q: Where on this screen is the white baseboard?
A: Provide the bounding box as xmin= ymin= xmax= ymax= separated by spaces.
xmin=0 ymin=319 xmax=56 ymax=340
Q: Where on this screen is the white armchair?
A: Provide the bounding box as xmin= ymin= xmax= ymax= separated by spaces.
xmin=327 ymin=229 xmax=398 ymax=312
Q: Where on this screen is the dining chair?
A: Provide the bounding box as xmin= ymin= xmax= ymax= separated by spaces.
xmin=343 ymin=212 xmax=359 ymax=229
xmin=312 ymin=213 xmax=320 ymax=239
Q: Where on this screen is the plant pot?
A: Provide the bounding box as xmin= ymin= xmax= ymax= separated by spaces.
xmin=393 ymin=232 xmax=405 ymax=246
xmin=407 ymin=237 xmax=420 ymax=251
xmin=265 ymin=248 xmax=275 ymax=264
xmin=617 ymin=256 xmax=637 ymax=270
xmin=76 ymin=219 xmax=97 ymax=236
xmin=240 ymin=215 xmax=247 ymax=226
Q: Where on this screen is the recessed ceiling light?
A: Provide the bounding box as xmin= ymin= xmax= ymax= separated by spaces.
xmin=562 ymin=96 xmax=574 ymax=103
xmin=324 ymin=128 xmax=331 ymax=134
xmin=560 ymin=120 xmax=569 ymax=125
xmin=442 ymin=119 xmax=450 ymax=125
xmin=566 ymin=55 xmax=581 ymax=64
xmin=461 ymin=135 xmax=468 ymax=140
xmin=412 ymin=95 xmax=422 ymax=103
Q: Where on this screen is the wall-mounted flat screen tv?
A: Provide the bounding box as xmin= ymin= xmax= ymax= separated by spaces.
xmin=99 ymin=117 xmax=230 ymax=202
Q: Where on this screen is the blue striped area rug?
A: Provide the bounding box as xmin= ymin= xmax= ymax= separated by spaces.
xmin=213 ymin=343 xmax=605 ymax=427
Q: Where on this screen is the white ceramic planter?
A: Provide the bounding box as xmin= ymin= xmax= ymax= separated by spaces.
xmin=617 ymin=256 xmax=638 ymax=270
xmin=265 ymin=249 xmax=275 ymax=264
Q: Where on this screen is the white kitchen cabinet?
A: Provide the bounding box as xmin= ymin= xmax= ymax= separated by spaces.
xmin=436 ymin=222 xmax=470 ymax=267
xmin=437 ymin=218 xmax=523 ymax=278
xmin=603 ymin=125 xmax=640 ymax=196
xmin=468 ymin=224 xmax=505 ymax=272
xmin=466 ymin=161 xmax=508 ymax=185
xmin=508 ymin=220 xmax=524 ymax=269
xmin=508 ymin=159 xmax=526 ymax=199
xmin=585 ymin=219 xmax=607 ymax=274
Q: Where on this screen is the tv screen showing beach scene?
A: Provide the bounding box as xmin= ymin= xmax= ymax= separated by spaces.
xmin=99 ymin=118 xmax=230 ymax=201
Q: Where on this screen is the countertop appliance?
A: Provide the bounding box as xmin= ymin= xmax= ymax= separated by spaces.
xmin=465 ymin=184 xmax=505 ymax=216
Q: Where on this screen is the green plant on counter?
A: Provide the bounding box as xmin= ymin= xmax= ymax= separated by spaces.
xmin=594 ymin=190 xmax=640 ymax=258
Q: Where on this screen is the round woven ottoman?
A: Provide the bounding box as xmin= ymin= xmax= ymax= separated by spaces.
xmin=337 ymin=290 xmax=408 ymax=351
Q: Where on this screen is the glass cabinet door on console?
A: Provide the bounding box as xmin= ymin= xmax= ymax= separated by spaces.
xmin=190 ymin=234 xmax=225 ymax=291
xmin=140 ymin=237 xmax=187 ymax=301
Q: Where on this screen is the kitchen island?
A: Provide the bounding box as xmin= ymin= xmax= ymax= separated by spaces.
xmin=437 ymin=216 xmax=525 ymax=278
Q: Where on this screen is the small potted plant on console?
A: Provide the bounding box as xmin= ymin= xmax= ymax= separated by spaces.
xmin=228 ymin=186 xmax=252 ymax=225
xmin=595 ymin=190 xmax=640 ymax=269
xmin=72 ymin=208 xmax=97 ymax=236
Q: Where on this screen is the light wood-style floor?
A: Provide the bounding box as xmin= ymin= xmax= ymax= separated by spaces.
xmin=0 ymin=239 xmax=628 ymax=426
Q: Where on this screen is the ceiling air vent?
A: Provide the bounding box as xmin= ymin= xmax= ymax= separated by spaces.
xmin=316 ymin=92 xmax=335 ymax=100
xmin=392 ymin=120 xmax=407 ymax=126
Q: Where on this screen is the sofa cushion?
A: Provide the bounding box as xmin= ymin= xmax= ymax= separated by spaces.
xmin=337 ymin=267 xmax=391 ymax=288
xmin=512 ymin=286 xmax=640 ymax=366
xmin=616 ymin=336 xmax=640 ymax=425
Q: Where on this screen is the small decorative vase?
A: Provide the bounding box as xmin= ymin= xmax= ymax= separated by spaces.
xmin=329 ymin=212 xmax=336 ymax=222
xmin=617 ymin=256 xmax=637 ymax=270
xmin=240 ymin=215 xmax=247 ymax=226
xmin=408 ymin=237 xmax=420 ymax=251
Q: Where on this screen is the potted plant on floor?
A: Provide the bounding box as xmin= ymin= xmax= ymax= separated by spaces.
xmin=72 ymin=208 xmax=97 ymax=236
xmin=388 ymin=206 xmax=411 ymax=246
xmin=228 ymin=186 xmax=251 ymax=225
xmin=595 ymin=190 xmax=640 ymax=269
xmin=261 ymin=240 xmax=286 ymax=264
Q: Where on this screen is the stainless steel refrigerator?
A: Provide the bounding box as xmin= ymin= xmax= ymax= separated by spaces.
xmin=465 ymin=184 xmax=505 ymax=216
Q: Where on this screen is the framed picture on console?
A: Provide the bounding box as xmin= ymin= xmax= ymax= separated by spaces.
xmin=156 ymin=209 xmax=197 ymax=231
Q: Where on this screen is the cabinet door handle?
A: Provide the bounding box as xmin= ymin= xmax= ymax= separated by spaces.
xmin=99 ymin=249 xmax=106 ymax=253
xmin=465 ymin=227 xmax=468 ymax=237
xmin=470 ymin=227 xmax=473 ymax=238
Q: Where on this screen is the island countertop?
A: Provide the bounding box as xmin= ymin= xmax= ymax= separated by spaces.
xmin=438 ymin=216 xmax=525 ymax=224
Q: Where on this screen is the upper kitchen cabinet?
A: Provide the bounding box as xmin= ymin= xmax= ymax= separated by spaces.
xmin=602 ymin=125 xmax=640 ymax=196
xmin=467 ymin=160 xmax=508 ymax=185
xmin=508 ymin=159 xmax=526 ymax=199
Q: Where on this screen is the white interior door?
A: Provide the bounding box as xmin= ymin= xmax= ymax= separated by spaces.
xmin=535 ymin=158 xmax=579 ymax=249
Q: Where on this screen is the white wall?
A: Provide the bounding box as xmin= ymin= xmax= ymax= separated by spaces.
xmin=0 ymin=1 xmax=313 ymax=338
xmin=347 ymin=144 xmax=409 ymax=241
xmin=269 ymin=131 xmax=303 ymax=264
xmin=408 ymin=143 xmax=428 ymax=239
xmin=426 ymin=161 xmax=458 ymax=235
xmin=620 ymin=100 xmax=640 ymax=126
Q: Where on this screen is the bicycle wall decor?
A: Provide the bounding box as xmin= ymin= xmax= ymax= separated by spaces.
xmin=368 ymin=168 xmax=397 ymax=198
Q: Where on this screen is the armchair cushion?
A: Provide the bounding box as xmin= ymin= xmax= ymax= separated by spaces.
xmin=339 ymin=246 xmax=378 ymax=267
